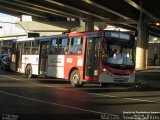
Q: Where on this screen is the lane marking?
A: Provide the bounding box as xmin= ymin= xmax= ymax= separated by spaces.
xmin=89 ymin=93 xmax=159 ymax=103
xmin=0 ymin=90 xmax=105 ymax=115
xmin=0 ymin=74 xmax=159 ymax=104
xmin=125 ymin=98 xmax=158 ymax=103
xmin=0 ymin=75 xmax=54 ymax=87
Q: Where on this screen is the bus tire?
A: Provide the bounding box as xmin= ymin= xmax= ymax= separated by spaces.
xmin=70 ymin=70 xmax=84 ymax=88
xmin=25 ymin=65 xmax=32 ymax=78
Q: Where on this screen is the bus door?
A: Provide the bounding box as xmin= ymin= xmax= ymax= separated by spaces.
xmin=16 ymin=43 xmax=23 ymax=71
xmin=85 ymin=37 xmax=101 ymax=80
xmin=39 ymin=41 xmax=49 ymax=74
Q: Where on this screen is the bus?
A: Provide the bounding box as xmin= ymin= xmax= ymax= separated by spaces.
xmin=10 ymin=36 xmax=53 ymax=78
xmin=10 ymin=30 xmax=135 ymax=87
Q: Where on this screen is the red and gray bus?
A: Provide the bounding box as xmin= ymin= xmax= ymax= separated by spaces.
xmin=10 ymin=30 xmax=135 ymax=87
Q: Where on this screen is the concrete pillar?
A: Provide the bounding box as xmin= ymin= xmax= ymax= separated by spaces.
xmin=82 ymin=19 xmax=94 ymax=31
xmin=136 ymin=15 xmax=149 ymax=70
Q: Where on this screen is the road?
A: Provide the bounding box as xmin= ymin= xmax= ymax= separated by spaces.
xmin=0 ymin=69 xmax=160 ymax=120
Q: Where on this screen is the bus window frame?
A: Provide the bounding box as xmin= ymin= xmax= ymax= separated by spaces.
xmin=24 ymin=41 xmax=32 ymax=55
xmin=50 ymin=38 xmax=58 ymax=55
xmin=31 ymin=40 xmax=39 ymax=55
xmin=58 ymin=37 xmax=69 ymax=55
xmin=69 ymin=36 xmax=83 ymax=55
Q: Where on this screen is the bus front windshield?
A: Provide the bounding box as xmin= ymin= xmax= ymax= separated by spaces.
xmin=102 ymin=39 xmax=134 ymax=67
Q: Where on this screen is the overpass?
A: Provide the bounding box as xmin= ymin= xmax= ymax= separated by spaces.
xmin=0 ymin=0 xmax=160 ymax=69
xmin=0 ymin=0 xmax=160 ymax=35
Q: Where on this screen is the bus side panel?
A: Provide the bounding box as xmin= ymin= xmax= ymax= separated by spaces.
xmin=64 ymin=55 xmax=84 ymax=80
xmin=21 ymin=55 xmax=39 ymax=75
xmin=47 ymin=55 xmax=64 ymax=78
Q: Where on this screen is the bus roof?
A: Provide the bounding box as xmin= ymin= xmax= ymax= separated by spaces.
xmin=14 ymin=30 xmax=134 ymax=42
xmin=15 ymin=34 xmax=67 ymax=42
xmin=67 ymin=30 xmax=134 ymax=37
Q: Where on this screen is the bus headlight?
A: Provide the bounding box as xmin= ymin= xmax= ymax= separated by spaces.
xmin=102 ymin=68 xmax=109 ymax=74
xmin=102 ymin=68 xmax=106 ymax=71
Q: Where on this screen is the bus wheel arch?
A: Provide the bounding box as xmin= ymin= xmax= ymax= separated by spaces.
xmin=25 ymin=64 xmax=32 ymax=78
xmin=69 ymin=68 xmax=84 ymax=87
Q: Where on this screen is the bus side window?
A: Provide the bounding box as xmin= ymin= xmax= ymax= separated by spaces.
xmin=69 ymin=37 xmax=83 ymax=54
xmin=24 ymin=48 xmax=30 ymax=55
xmin=58 ymin=38 xmax=69 ymax=54
xmin=76 ymin=45 xmax=82 ymax=54
xmin=32 ymin=48 xmax=38 ymax=55
xmin=31 ymin=41 xmax=39 ymax=55
xmin=50 ymin=47 xmax=56 ymax=54
xmin=24 ymin=42 xmax=31 ymax=55
xmin=50 ymin=39 xmax=58 ymax=54
xmin=12 ymin=42 xmax=16 ymax=54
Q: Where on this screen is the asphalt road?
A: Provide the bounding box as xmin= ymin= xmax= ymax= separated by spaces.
xmin=0 ymin=69 xmax=160 ymax=120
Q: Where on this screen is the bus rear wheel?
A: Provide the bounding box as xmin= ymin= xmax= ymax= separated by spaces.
xmin=25 ymin=65 xmax=32 ymax=78
xmin=70 ymin=70 xmax=84 ymax=87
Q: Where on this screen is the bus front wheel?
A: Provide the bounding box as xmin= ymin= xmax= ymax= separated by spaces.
xmin=70 ymin=70 xmax=84 ymax=87
xmin=25 ymin=65 xmax=32 ymax=78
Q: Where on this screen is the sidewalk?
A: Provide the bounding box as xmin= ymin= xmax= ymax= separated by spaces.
xmin=135 ymin=66 xmax=160 ymax=88
xmin=136 ymin=66 xmax=160 ymax=72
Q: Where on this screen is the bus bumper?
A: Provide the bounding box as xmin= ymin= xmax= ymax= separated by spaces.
xmin=99 ymin=71 xmax=135 ymax=83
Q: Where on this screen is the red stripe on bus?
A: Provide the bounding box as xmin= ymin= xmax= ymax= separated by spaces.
xmin=84 ymin=76 xmax=99 ymax=81
xmin=106 ymin=66 xmax=134 ymax=74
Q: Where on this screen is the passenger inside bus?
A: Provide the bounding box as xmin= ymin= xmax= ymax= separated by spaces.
xmin=115 ymin=49 xmax=121 ymax=57
xmin=64 ymin=46 xmax=69 ymax=54
xmin=107 ymin=53 xmax=118 ymax=64
xmin=77 ymin=47 xmax=82 ymax=54
xmin=107 ymin=48 xmax=132 ymax=65
xmin=107 ymin=48 xmax=122 ymax=64
xmin=121 ymin=49 xmax=132 ymax=65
